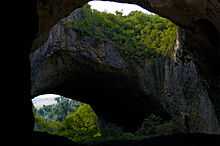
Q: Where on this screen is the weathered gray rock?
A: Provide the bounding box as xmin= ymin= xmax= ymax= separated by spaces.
xmin=142 ymin=56 xmax=220 ymax=133
xmin=140 ymin=29 xmax=220 ymax=133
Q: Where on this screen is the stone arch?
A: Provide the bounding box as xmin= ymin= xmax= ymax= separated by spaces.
xmin=28 ymin=0 xmax=220 ymax=142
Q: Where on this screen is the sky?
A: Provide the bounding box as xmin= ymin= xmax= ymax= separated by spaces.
xmin=32 ymin=94 xmax=60 ymax=108
xmin=88 ymin=1 xmax=154 ymax=15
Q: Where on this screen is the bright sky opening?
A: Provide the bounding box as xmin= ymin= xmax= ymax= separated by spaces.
xmin=88 ymin=1 xmax=154 ymax=16
xmin=32 ymin=94 xmax=60 ymax=108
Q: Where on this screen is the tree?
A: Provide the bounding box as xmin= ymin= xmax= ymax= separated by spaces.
xmin=54 ymin=96 xmax=80 ymax=121
xmin=34 ymin=96 xmax=80 ymax=121
xmin=34 ymin=102 xmax=101 ymax=142
xmin=63 ymin=104 xmax=101 ymax=142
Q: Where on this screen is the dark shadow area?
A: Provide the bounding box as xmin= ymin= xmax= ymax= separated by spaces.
xmin=32 ymin=131 xmax=82 ymax=146
xmin=32 ymin=131 xmax=220 ymax=146
xmin=186 ymin=19 xmax=220 ymax=121
xmin=23 ymin=0 xmax=38 ymax=141
xmin=191 ymin=19 xmax=220 ymax=79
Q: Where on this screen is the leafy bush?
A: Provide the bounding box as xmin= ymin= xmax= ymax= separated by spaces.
xmin=62 ymin=104 xmax=101 ymax=142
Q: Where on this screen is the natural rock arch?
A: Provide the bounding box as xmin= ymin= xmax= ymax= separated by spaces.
xmin=27 ymin=0 xmax=220 ymax=141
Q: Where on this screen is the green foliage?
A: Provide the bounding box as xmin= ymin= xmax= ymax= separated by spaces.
xmin=34 ymin=103 xmax=101 ymax=143
xmin=62 ymin=104 xmax=101 ymax=142
xmin=34 ymin=114 xmax=49 ymax=132
xmin=65 ymin=5 xmax=177 ymax=64
xmin=54 ymin=96 xmax=80 ymax=121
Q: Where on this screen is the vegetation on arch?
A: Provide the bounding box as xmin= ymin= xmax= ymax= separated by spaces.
xmin=65 ymin=4 xmax=178 ymax=64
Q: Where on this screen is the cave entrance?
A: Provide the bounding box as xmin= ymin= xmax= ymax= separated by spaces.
xmin=31 ymin=0 xmax=177 ymax=141
xmin=28 ymin=0 xmax=220 ymax=145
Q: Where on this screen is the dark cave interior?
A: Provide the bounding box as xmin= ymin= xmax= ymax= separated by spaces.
xmin=24 ymin=0 xmax=220 ymax=145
